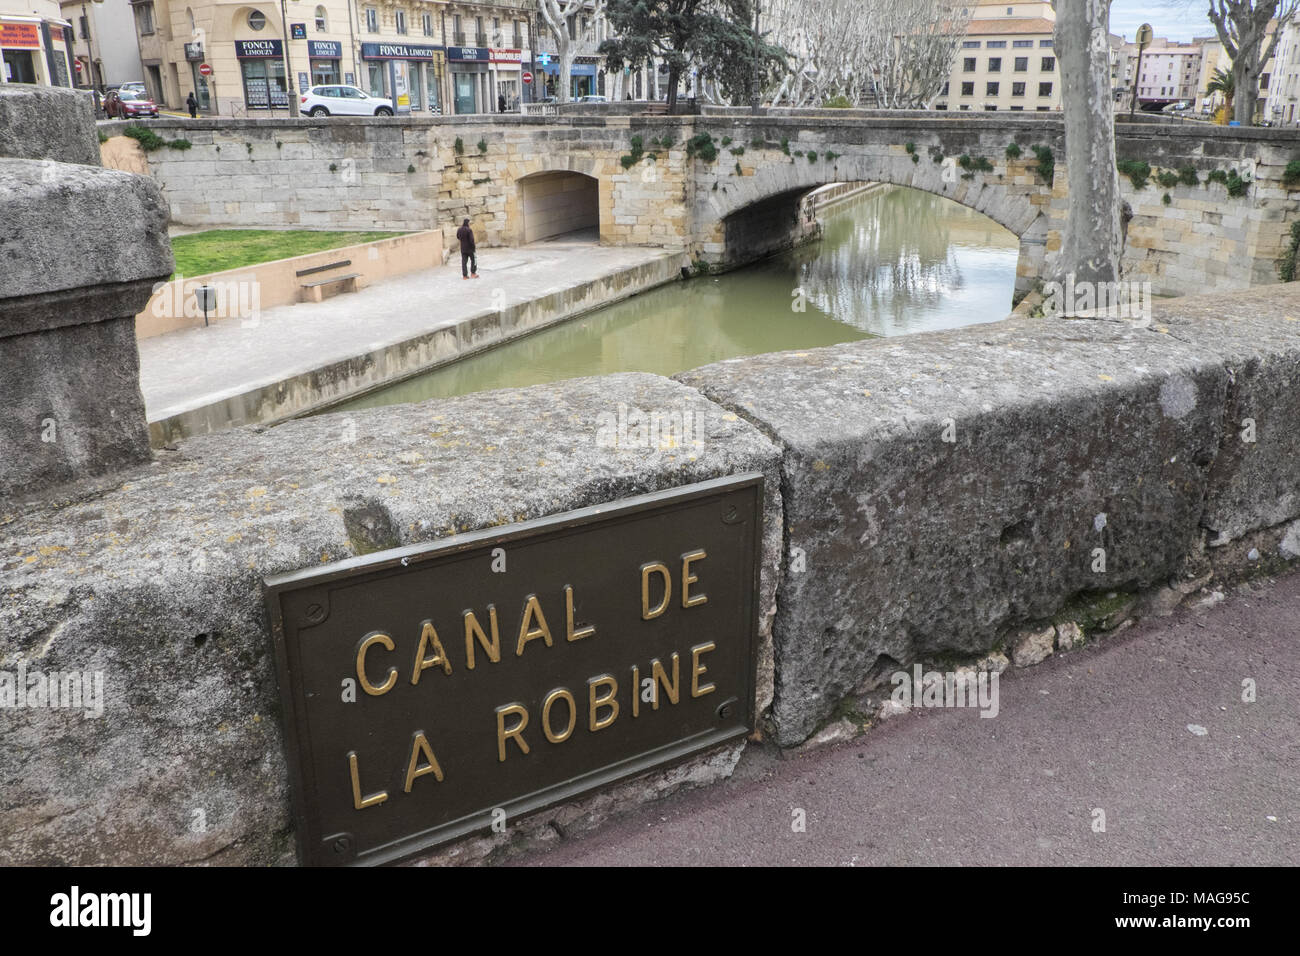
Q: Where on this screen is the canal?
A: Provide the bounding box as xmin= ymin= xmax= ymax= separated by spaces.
xmin=334 ymin=184 xmax=1020 ymax=412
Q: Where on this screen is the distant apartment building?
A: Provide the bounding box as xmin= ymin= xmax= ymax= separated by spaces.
xmin=1133 ymin=39 xmax=1202 ymax=109
xmin=933 ymin=0 xmax=1061 ymax=113
xmin=0 ymin=0 xmax=75 ymax=86
xmin=1264 ymin=21 xmax=1300 ymax=123
xmin=61 ymin=0 xmax=142 ymax=89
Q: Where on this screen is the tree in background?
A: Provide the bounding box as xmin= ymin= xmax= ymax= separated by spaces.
xmin=1204 ymin=0 xmax=1300 ymax=125
xmin=1051 ymin=0 xmax=1123 ymax=295
xmin=764 ymin=0 xmax=971 ymax=108
xmin=539 ymin=0 xmax=608 ymax=104
xmin=600 ymin=0 xmax=769 ymax=111
xmin=1205 ymin=66 xmax=1236 ymax=119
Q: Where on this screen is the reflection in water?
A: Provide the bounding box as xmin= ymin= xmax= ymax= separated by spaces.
xmin=334 ymin=185 xmax=1019 ymax=412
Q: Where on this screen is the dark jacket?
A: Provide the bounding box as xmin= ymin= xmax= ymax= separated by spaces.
xmin=456 ymin=224 xmax=476 ymax=254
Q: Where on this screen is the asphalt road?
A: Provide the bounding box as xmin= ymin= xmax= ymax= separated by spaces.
xmin=514 ymin=572 xmax=1300 ymax=866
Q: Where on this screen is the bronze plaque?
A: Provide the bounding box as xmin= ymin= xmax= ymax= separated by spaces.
xmin=265 ymin=474 xmax=763 ymax=866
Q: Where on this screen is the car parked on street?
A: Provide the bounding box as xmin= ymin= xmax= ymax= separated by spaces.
xmin=104 ymin=90 xmax=159 ymax=119
xmin=300 ymin=85 xmax=394 ymax=117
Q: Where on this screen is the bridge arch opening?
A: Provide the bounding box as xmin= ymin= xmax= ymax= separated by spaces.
xmin=517 ymin=170 xmax=600 ymax=244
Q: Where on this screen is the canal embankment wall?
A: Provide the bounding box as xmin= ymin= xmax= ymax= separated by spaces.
xmin=5 ymin=87 xmax=1300 ymax=866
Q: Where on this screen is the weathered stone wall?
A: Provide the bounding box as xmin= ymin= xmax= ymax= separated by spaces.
xmin=1 ymin=89 xmax=172 ymax=503
xmin=3 ymin=283 xmax=1298 ymax=863
xmin=119 ymin=112 xmax=1300 ymax=302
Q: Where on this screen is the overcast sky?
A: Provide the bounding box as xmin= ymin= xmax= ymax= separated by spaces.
xmin=1109 ymin=1 xmax=1218 ymax=43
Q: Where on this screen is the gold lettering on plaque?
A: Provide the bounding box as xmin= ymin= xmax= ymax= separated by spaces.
xmin=691 ymin=642 xmax=717 ymax=698
xmin=542 ymin=688 xmax=577 ymax=744
xmin=464 ymin=606 xmax=501 ymax=670
xmin=348 ymin=751 xmax=388 ymax=810
xmin=681 ymin=549 xmax=708 ymax=608
xmin=641 ymin=562 xmax=671 ymax=620
xmin=411 ymin=620 xmax=453 ymax=683
xmin=403 ymin=731 xmax=445 ymax=791
xmin=516 ymin=594 xmax=554 ymax=657
xmin=588 ymin=675 xmax=619 ymax=731
xmin=565 ymin=585 xmax=596 ymax=643
xmin=496 ymin=703 xmax=531 ymax=761
xmin=356 ymin=632 xmax=398 ymax=697
xmin=650 ymin=653 xmax=681 ymax=709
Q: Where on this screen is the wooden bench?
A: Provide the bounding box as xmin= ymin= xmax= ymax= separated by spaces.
xmin=297 ymin=259 xmax=364 ymax=302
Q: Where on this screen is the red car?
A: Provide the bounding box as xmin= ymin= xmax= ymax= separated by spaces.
xmin=105 ymin=90 xmax=159 ymax=119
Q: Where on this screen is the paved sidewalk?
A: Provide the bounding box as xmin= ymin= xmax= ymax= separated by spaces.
xmin=138 ymin=239 xmax=672 ymax=422
xmin=513 ymin=572 xmax=1300 ymax=866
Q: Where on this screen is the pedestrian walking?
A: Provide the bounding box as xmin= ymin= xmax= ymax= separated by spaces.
xmin=186 ymin=92 xmax=198 ymax=119
xmin=457 ymin=218 xmax=478 ymax=279
xmin=498 ymin=93 xmax=507 ymax=113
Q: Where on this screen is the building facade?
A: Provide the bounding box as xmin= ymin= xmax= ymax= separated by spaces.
xmin=1 ymin=0 xmax=75 ymax=87
xmin=125 ymin=1 xmax=534 ymax=115
xmin=1133 ymin=39 xmax=1202 ymax=110
xmin=933 ymin=1 xmax=1061 ymax=113
xmin=60 ymin=0 xmax=141 ymax=89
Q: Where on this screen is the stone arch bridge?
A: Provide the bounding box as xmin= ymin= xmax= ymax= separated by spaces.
xmin=118 ymin=110 xmax=1300 ymax=302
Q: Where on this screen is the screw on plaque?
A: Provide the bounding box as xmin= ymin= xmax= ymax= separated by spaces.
xmin=332 ymin=835 xmax=351 ymax=854
xmin=303 ymin=601 xmax=327 ymax=626
xmin=717 ymin=698 xmax=738 ymax=720
xmin=722 ymin=502 xmax=744 ymax=524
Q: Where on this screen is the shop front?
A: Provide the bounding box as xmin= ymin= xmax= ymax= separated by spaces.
xmin=1 ymin=17 xmax=72 ymax=87
xmin=360 ymin=42 xmax=442 ymax=114
xmin=236 ymin=39 xmax=288 ymax=110
xmin=308 ymin=40 xmax=342 ymax=88
xmin=541 ymin=59 xmax=598 ymax=100
xmin=490 ymin=48 xmax=523 ymax=111
xmin=446 ymin=46 xmax=490 ymax=114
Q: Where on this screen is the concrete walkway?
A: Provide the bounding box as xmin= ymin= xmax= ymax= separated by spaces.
xmin=138 ymin=238 xmax=678 ymax=435
xmin=512 ymin=572 xmax=1300 ymax=867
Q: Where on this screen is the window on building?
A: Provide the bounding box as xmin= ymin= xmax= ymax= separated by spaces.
xmin=963 ymin=40 xmax=981 ymax=48
xmin=1013 ymin=39 xmax=1033 ymax=48
xmin=452 ymin=14 xmax=462 ymax=44
xmin=1040 ymin=39 xmax=1053 ymax=47
xmin=476 ymin=16 xmax=486 ymax=44
xmin=1014 ymin=56 xmax=1028 ymax=71
xmin=988 ymin=57 xmax=1002 ymax=72
xmin=1261 ymin=72 xmax=1271 ymax=89
xmin=1041 ymin=56 xmax=1055 ymax=72
xmin=987 ymin=81 xmax=1000 ymax=95
xmin=1039 ymin=81 xmax=1053 ymax=96
xmin=134 ymin=2 xmax=155 ymax=35
xmin=940 ymin=82 xmax=950 ymax=95
xmin=987 ymin=40 xmax=1006 ymax=48
xmin=986 ymin=104 xmax=998 ymax=110
xmin=960 ymin=104 xmax=970 ymax=110
xmin=315 ymin=5 xmax=327 ymax=31
xmin=423 ymin=13 xmax=434 ymax=36
xmin=396 ymin=9 xmax=407 ymax=34
xmin=1012 ymin=81 xmax=1025 ymax=96
xmin=513 ymin=19 xmax=524 ymax=46
xmin=1010 ymin=105 xmax=1023 ymax=110
xmin=365 ymin=7 xmax=378 ymax=33
xmin=248 ymin=10 xmax=265 ymax=31
xmin=961 ymin=81 xmax=974 ymax=96
xmin=964 ymin=57 xmax=976 ymax=72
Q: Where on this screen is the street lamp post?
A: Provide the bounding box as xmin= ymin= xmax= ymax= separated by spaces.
xmin=750 ymin=0 xmax=761 ymax=115
xmin=1129 ymin=22 xmax=1152 ymax=120
xmin=279 ymin=0 xmax=300 ymax=116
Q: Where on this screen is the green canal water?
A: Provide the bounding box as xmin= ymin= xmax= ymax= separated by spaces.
xmin=334 ymin=185 xmax=1020 ymax=411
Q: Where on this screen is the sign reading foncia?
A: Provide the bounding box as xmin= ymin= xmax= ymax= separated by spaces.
xmin=265 ymin=475 xmax=762 ymax=865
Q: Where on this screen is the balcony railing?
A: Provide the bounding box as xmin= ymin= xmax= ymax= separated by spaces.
xmin=453 ymin=32 xmax=466 ymax=45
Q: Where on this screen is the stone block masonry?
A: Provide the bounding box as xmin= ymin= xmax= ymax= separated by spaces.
xmin=0 ymin=88 xmax=173 ymax=503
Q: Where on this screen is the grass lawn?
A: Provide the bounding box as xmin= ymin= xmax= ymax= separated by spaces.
xmin=169 ymin=229 xmax=407 ymax=278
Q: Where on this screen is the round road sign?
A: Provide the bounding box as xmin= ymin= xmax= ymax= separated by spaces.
xmin=199 ymin=63 xmax=213 ymax=76
xmin=522 ymin=71 xmax=533 ymax=84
